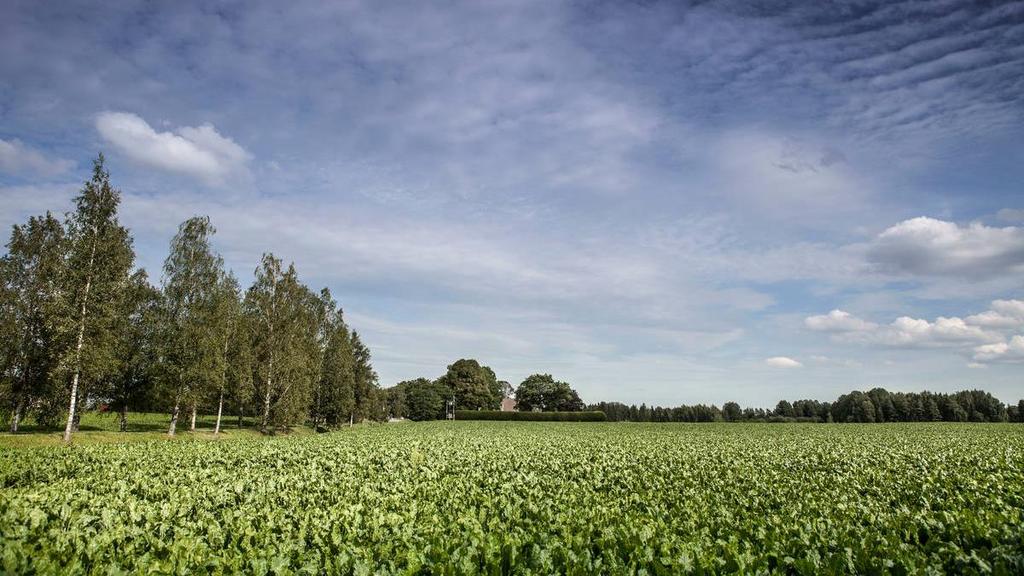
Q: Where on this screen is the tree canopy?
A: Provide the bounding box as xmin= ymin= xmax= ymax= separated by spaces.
xmin=514 ymin=374 xmax=584 ymax=412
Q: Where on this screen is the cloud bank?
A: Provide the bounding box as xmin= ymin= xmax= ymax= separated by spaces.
xmin=807 ymin=300 xmax=1024 ymax=365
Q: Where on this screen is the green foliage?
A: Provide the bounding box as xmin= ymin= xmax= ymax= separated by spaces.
xmin=514 ymin=373 xmax=584 ymax=412
xmin=1 ymin=422 xmax=1022 ymax=573
xmin=244 ymin=254 xmax=318 ymax=431
xmin=394 ymin=378 xmax=449 ymax=421
xmin=54 ymin=156 xmax=135 ymax=441
xmin=0 ymin=212 xmax=65 ymax=430
xmin=350 ymin=331 xmax=379 ymax=421
xmin=104 ymin=270 xmax=161 ymax=431
xmin=160 ymin=215 xmax=224 ymax=433
xmin=455 ymin=410 xmax=606 ymax=421
xmin=593 ymin=388 xmax=1017 ymax=424
xmin=1 ymin=164 xmax=381 ymax=439
xmin=436 ymin=358 xmax=500 ymax=410
xmin=310 ymin=290 xmax=357 ymax=428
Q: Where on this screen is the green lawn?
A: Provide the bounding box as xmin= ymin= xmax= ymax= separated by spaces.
xmin=0 ymin=411 xmax=312 ymax=448
xmin=2 ymin=421 xmax=1022 ymax=574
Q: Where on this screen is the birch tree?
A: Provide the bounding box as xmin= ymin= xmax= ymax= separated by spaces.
xmin=161 ymin=216 xmax=221 ymax=436
xmin=210 ymin=271 xmax=243 ymax=435
xmin=245 ymin=254 xmax=316 ymax=433
xmin=57 ymin=156 xmax=134 ymax=443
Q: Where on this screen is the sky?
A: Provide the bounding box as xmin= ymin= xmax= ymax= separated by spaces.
xmin=1 ymin=0 xmax=1023 ymax=407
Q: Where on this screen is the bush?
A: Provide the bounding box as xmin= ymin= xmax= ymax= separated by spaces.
xmin=454 ymin=410 xmax=607 ymax=422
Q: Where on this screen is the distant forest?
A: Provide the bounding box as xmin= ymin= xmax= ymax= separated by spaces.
xmin=592 ymin=388 xmax=1023 ymax=424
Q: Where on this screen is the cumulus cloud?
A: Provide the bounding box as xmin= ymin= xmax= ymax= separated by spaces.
xmin=867 ymin=217 xmax=1024 ymax=277
xmin=878 ymin=316 xmax=1000 ymax=347
xmin=965 ymin=299 xmax=1024 ymax=329
xmin=95 ymin=112 xmax=250 ymax=185
xmin=807 ymin=299 xmax=1024 ymax=366
xmin=804 ymin=309 xmax=877 ymax=332
xmin=806 ymin=306 xmax=1006 ymax=347
xmin=972 ymin=335 xmax=1024 ymax=364
xmin=765 ymin=356 xmax=802 ymax=368
xmin=0 ymin=138 xmax=74 ymax=177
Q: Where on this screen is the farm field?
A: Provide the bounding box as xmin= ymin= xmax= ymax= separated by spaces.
xmin=2 ymin=422 xmax=1023 ymax=574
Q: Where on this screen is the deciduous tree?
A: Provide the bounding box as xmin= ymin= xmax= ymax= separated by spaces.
xmin=56 ymin=156 xmax=134 ymax=443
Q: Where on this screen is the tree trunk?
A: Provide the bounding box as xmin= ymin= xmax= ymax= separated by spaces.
xmin=214 ymin=391 xmax=224 ymax=435
xmin=260 ymin=357 xmax=273 ymax=434
xmin=119 ymin=404 xmax=127 ymax=432
xmin=63 ymin=240 xmax=95 ymax=444
xmin=190 ymin=404 xmax=197 ymax=432
xmin=63 ymin=326 xmax=87 ymax=443
xmin=349 ymin=413 xmax=353 ymax=427
xmin=72 ymin=395 xmax=82 ymax=432
xmin=10 ymin=401 xmax=22 ymax=433
xmin=168 ymin=398 xmax=180 ymax=436
xmin=261 ymin=389 xmax=272 ymax=434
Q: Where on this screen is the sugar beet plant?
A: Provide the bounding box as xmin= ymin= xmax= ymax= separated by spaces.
xmin=2 ymin=422 xmax=1023 ymax=574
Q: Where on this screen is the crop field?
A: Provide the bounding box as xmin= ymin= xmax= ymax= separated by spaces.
xmin=2 ymin=422 xmax=1023 ymax=575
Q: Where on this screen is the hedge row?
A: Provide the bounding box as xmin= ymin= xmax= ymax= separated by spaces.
xmin=454 ymin=410 xmax=607 ymax=422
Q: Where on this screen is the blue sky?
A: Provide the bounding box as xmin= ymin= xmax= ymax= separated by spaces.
xmin=2 ymin=0 xmax=1023 ymax=406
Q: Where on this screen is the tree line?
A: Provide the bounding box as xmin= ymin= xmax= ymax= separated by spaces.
xmin=592 ymin=388 xmax=1024 ymax=423
xmin=384 ymin=361 xmax=585 ymax=421
xmin=0 ymin=156 xmax=381 ymax=441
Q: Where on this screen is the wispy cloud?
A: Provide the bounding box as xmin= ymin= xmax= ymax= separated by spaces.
xmin=0 ymin=138 xmax=73 ymax=177
xmin=765 ymin=356 xmax=802 ymax=368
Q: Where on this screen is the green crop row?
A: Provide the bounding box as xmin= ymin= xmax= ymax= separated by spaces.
xmin=2 ymin=422 xmax=1023 ymax=574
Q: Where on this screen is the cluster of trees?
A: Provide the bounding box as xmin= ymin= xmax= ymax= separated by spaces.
xmin=514 ymin=374 xmax=583 ymax=412
xmin=592 ymin=388 xmax=1024 ymax=423
xmin=384 ymin=361 xmax=586 ymax=421
xmin=0 ymin=156 xmax=380 ymax=441
xmin=384 ymin=359 xmax=508 ymax=421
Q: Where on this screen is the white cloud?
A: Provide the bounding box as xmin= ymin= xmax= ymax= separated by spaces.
xmin=95 ymin=112 xmax=250 ymax=185
xmin=878 ymin=316 xmax=999 ymax=347
xmin=965 ymin=299 xmax=1024 ymax=329
xmin=867 ymin=216 xmax=1024 ymax=277
xmin=991 ymin=299 xmax=1024 ymax=318
xmin=765 ymin=356 xmax=802 ymax=368
xmin=807 ymin=299 xmax=1024 ymax=367
xmin=805 ymin=309 xmax=877 ymax=332
xmin=972 ymin=335 xmax=1024 ymax=364
xmin=0 ymin=138 xmax=74 ymax=177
